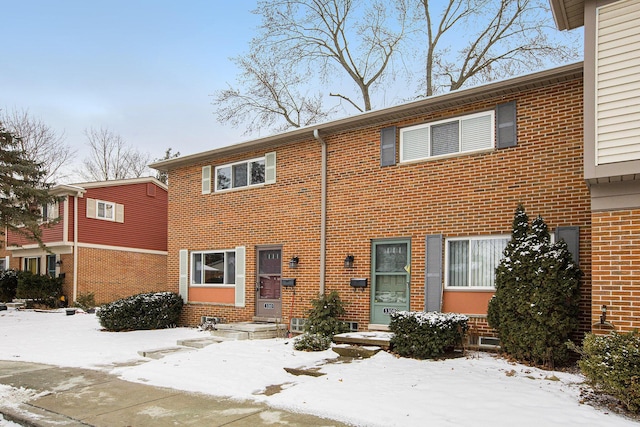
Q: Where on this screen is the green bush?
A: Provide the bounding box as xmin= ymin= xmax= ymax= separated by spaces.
xmin=0 ymin=269 xmax=18 ymax=302
xmin=579 ymin=331 xmax=640 ymax=413
xmin=15 ymin=271 xmax=63 ymax=308
xmin=294 ymin=332 xmax=333 ymax=351
xmin=74 ymin=292 xmax=96 ymax=312
xmin=389 ymin=311 xmax=469 ymax=359
xmin=302 ymin=290 xmax=350 ymax=338
xmin=97 ymin=292 xmax=183 ymax=331
xmin=487 ymin=205 xmax=581 ymax=368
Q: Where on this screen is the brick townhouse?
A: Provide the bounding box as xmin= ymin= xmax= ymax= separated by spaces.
xmin=5 ymin=177 xmax=168 ymax=304
xmin=152 ymin=62 xmax=592 ymax=342
xmin=551 ymin=0 xmax=640 ymax=333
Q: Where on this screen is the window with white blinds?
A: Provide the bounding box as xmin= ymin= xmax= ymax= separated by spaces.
xmin=400 ymin=111 xmax=494 ymax=162
xmin=445 ymin=236 xmax=509 ymax=289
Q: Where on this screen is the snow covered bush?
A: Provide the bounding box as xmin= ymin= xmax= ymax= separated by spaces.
xmin=579 ymin=331 xmax=640 ymax=413
xmin=97 ymin=292 xmax=183 ymax=331
xmin=0 ymin=269 xmax=18 ymax=302
xmin=487 ymin=205 xmax=581 ymax=368
xmin=389 ymin=311 xmax=469 ymax=359
xmin=294 ymin=332 xmax=333 ymax=351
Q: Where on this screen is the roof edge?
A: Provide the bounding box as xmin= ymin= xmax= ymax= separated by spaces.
xmin=151 ymin=62 xmax=584 ymax=172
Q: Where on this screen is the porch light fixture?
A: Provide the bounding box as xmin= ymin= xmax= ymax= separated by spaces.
xmin=600 ymin=305 xmax=607 ymax=324
xmin=289 ymin=256 xmax=299 ymax=269
xmin=344 ymin=255 xmax=354 ymax=269
xmin=56 ymin=260 xmax=63 ymax=265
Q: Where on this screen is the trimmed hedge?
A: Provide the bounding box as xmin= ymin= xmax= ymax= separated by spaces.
xmin=15 ymin=271 xmax=63 ymax=308
xmin=294 ymin=333 xmax=333 ymax=351
xmin=579 ymin=331 xmax=640 ymax=413
xmin=389 ymin=311 xmax=469 ymax=359
xmin=97 ymin=292 xmax=183 ymax=331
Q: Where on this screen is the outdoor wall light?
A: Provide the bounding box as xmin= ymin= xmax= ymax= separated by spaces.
xmin=344 ymin=255 xmax=354 ymax=269
xmin=600 ymin=305 xmax=607 ymax=324
xmin=289 ymin=256 xmax=299 ymax=269
xmin=56 ymin=260 xmax=63 ymax=265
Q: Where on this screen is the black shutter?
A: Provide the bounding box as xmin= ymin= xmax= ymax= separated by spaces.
xmin=496 ymin=101 xmax=517 ymax=148
xmin=380 ymin=126 xmax=397 ymax=166
xmin=425 ymin=234 xmax=443 ymax=312
xmin=555 ymin=226 xmax=580 ymax=265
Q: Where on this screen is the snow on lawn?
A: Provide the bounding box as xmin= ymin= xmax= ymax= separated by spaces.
xmin=0 ymin=308 xmax=636 ymax=427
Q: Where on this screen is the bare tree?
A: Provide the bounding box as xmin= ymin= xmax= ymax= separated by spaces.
xmin=213 ymin=0 xmax=407 ymax=132
xmin=213 ymin=0 xmax=580 ymax=134
xmin=214 ymin=48 xmax=333 ymax=135
xmin=80 ymin=127 xmax=151 ymax=181
xmin=416 ymin=0 xmax=581 ymax=96
xmin=0 ymin=108 xmax=75 ymax=184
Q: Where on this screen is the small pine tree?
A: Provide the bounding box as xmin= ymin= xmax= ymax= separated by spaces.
xmin=294 ymin=290 xmax=350 ymax=352
xmin=303 ymin=290 xmax=350 ymax=338
xmin=488 ymin=204 xmax=582 ymax=367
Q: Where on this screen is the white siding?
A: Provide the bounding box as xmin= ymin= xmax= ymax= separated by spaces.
xmin=596 ymin=0 xmax=640 ymax=164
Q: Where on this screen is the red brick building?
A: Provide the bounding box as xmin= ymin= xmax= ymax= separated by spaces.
xmin=153 ymin=63 xmax=592 ymax=341
xmin=5 ymin=177 xmax=168 ymax=304
xmin=551 ymin=0 xmax=640 ymax=333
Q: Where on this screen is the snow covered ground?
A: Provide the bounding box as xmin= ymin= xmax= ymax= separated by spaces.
xmin=0 ymin=308 xmax=636 ymax=427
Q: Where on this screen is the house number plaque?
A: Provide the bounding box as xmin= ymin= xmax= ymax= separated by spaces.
xmin=382 ymin=307 xmax=398 ymax=315
xmin=264 ymin=303 xmax=275 ymax=310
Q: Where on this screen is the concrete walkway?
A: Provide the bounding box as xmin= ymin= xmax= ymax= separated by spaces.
xmin=0 ymin=361 xmax=349 ymax=426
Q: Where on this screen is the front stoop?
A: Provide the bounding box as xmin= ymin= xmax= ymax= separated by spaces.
xmin=177 ymin=337 xmax=226 ymax=348
xmin=212 ymin=322 xmax=287 ymax=340
xmin=332 ymin=332 xmax=393 ymax=350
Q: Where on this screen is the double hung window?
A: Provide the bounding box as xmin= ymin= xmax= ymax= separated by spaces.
xmin=191 ymin=250 xmax=236 ymax=286
xmin=97 ymin=200 xmax=115 ymax=220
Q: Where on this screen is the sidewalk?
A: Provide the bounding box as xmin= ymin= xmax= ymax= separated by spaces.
xmin=0 ymin=361 xmax=349 ymax=426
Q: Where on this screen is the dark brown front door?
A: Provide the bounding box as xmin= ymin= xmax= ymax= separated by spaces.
xmin=255 ymin=247 xmax=282 ymax=318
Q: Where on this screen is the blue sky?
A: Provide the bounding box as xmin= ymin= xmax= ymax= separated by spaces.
xmin=1 ymin=1 xmax=260 ymax=179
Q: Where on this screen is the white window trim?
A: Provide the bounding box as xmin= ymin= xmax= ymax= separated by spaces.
xmin=190 ymin=249 xmax=236 ymax=287
xmin=400 ymin=110 xmax=495 ymax=163
xmin=96 ymin=200 xmax=115 ymax=221
xmin=444 ymin=234 xmax=510 ymax=291
xmin=214 ymin=156 xmax=266 ymax=192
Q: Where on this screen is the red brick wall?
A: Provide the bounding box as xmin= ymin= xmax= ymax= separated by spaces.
xmin=171 ymin=75 xmax=592 ymax=336
xmin=76 ymin=246 xmax=167 ymax=304
xmin=591 ymin=209 xmax=640 ymax=333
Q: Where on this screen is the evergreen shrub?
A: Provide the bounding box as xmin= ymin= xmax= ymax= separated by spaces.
xmin=15 ymin=271 xmax=63 ymax=307
xmin=97 ymin=292 xmax=183 ymax=331
xmin=579 ymin=331 xmax=640 ymax=413
xmin=487 ymin=205 xmax=582 ymax=367
xmin=389 ymin=311 xmax=469 ymax=359
xmin=0 ymin=269 xmax=18 ymax=302
xmin=294 ymin=290 xmax=350 ymax=351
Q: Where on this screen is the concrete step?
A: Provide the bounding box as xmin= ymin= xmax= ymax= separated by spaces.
xmin=212 ymin=322 xmax=287 ymax=340
xmin=177 ymin=337 xmax=226 ymax=348
xmin=332 ymin=332 xmax=393 ymax=350
xmin=138 ymin=346 xmax=194 ymax=359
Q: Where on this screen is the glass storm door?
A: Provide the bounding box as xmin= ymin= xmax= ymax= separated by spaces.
xmin=371 ymin=240 xmax=411 ymax=324
xmin=255 ymin=248 xmax=282 ymax=318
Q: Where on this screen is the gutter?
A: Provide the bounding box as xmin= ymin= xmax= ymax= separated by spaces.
xmin=73 ymin=195 xmax=79 ymax=301
xmin=313 ymin=129 xmax=327 ymax=294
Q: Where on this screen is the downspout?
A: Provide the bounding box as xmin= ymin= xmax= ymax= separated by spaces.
xmin=313 ymin=129 xmax=327 ymax=294
xmin=73 ymin=195 xmax=79 ymax=302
